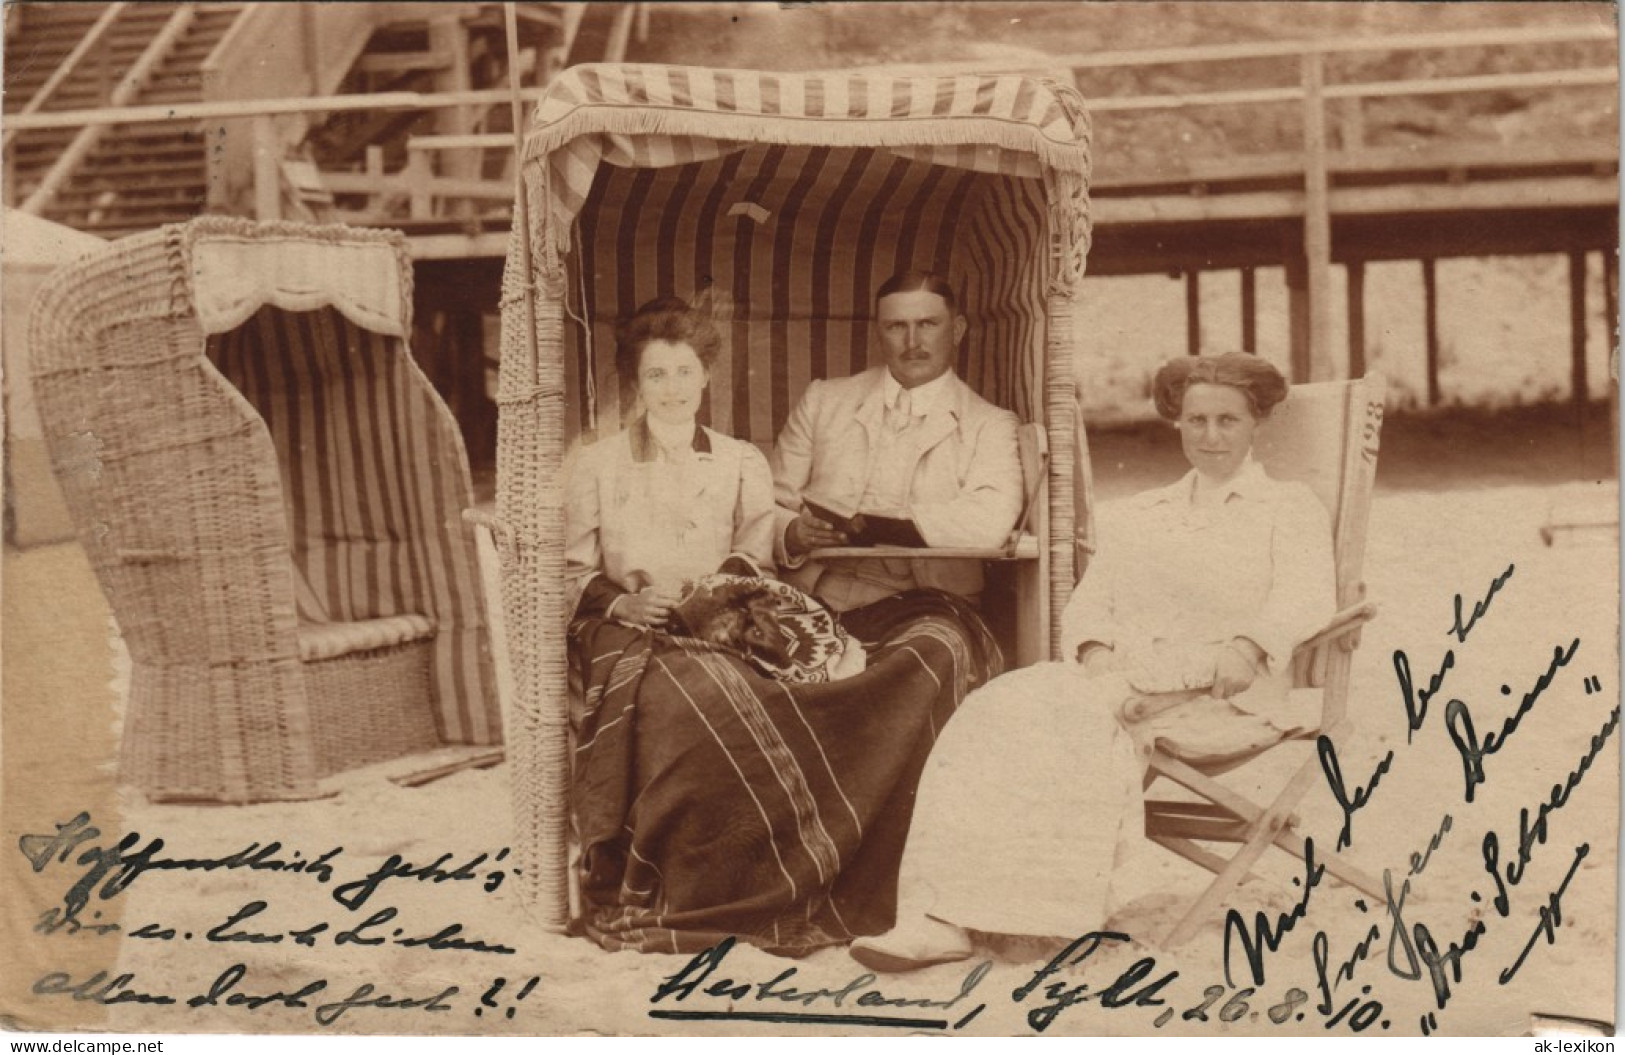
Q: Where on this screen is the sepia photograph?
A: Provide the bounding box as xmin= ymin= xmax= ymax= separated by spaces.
xmin=1 ymin=0 xmax=1619 ymax=1041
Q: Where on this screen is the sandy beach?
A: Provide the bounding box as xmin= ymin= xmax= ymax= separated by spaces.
xmin=5 ymin=467 xmax=1613 ymax=1038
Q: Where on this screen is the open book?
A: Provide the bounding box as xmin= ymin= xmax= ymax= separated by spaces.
xmin=802 ymin=492 xmax=928 ymax=548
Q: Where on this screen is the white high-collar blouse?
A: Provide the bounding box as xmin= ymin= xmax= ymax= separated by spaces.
xmin=1060 ymin=458 xmax=1337 ymax=725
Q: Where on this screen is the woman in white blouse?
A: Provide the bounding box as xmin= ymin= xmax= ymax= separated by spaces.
xmin=851 ymin=353 xmax=1336 ymax=971
xmin=565 ymin=297 xmax=775 ymax=624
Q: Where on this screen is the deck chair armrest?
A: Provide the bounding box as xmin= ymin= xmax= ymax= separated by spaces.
xmin=463 ymin=507 xmax=516 ymax=563
xmin=1292 ymin=600 xmax=1379 ymax=657
xmin=1122 ymin=688 xmax=1208 ymax=723
xmin=1006 ymin=424 xmax=1050 ymax=557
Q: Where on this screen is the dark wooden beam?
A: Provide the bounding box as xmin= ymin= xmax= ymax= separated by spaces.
xmin=1083 ymin=206 xmax=1615 ymax=277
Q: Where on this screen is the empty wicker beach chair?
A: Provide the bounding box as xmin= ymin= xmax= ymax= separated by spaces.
xmin=30 ymin=217 xmax=499 ymax=804
xmin=495 ymin=63 xmax=1096 ymax=928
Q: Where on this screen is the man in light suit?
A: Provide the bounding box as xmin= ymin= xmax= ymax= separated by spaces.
xmin=771 ymin=270 xmax=1024 ymax=612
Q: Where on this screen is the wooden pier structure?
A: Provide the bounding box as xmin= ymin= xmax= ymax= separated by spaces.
xmin=7 ymin=20 xmax=1618 ymax=406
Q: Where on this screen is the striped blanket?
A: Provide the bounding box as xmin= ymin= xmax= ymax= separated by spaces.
xmin=571 ymin=590 xmax=1002 ymax=955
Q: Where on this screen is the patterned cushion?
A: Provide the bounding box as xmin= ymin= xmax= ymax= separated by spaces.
xmin=299 ymin=614 xmax=435 ymax=662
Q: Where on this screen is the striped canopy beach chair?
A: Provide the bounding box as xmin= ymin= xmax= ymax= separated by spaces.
xmin=31 ymin=218 xmax=499 ymax=803
xmin=496 ymin=64 xmax=1095 ymax=928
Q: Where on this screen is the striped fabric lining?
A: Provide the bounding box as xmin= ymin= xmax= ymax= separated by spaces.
xmin=564 ymin=143 xmax=1051 ymax=445
xmin=208 ymin=306 xmax=498 ymax=745
xmin=524 ymin=65 xmax=1088 ymax=255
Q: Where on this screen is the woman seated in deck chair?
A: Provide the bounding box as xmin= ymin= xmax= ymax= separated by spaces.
xmin=565 ymin=296 xmax=1002 ymax=956
xmin=851 ymin=352 xmax=1335 ymax=971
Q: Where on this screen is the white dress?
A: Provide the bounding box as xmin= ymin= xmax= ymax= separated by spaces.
xmin=897 ymin=460 xmax=1335 ymax=937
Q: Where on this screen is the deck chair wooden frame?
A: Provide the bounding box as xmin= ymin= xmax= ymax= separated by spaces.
xmin=1142 ymin=372 xmax=1388 ymax=949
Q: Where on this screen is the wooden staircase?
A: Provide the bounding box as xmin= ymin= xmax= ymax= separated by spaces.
xmin=4 ymin=2 xmax=641 ymax=238
xmin=305 ymin=4 xmax=578 ymax=217
xmin=5 ymin=2 xmax=246 ymax=236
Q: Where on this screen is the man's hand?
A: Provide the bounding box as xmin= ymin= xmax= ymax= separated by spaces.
xmin=785 ymin=511 xmax=849 ymax=557
xmin=614 ymin=586 xmax=683 ymax=628
xmin=1212 ymin=638 xmax=1265 ymax=698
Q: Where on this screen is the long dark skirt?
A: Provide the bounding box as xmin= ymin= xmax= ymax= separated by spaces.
xmin=570 ymin=590 xmax=1002 ymax=955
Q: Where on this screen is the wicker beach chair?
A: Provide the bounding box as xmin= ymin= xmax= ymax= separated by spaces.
xmin=495 ymin=64 xmax=1096 ymax=928
xmin=30 ymin=218 xmax=499 ymax=804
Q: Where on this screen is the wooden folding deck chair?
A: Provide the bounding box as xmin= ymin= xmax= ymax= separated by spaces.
xmin=1140 ymin=372 xmax=1388 ymax=949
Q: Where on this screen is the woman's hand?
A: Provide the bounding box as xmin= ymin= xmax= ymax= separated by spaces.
xmin=615 ymin=586 xmax=683 ymax=628
xmin=1212 ymin=639 xmax=1265 ymax=698
xmin=786 ymin=512 xmax=849 ymax=557
xmin=1077 ymin=642 xmax=1115 ymax=675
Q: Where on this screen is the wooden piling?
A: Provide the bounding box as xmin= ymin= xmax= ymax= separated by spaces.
xmin=1423 ymin=258 xmax=1440 ymax=405
xmin=1347 ymin=260 xmax=1366 ymax=379
xmin=1186 ymin=270 xmax=1201 ymax=355
xmin=1302 ymin=51 xmax=1335 ymax=381
xmin=1241 ymin=267 xmax=1257 ymax=355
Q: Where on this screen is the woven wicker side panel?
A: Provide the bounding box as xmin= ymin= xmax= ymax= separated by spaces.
xmin=121 ymin=658 xmax=322 ymax=803
xmin=1044 ymin=292 xmax=1079 ymax=661
xmin=497 ymin=209 xmax=573 ymax=929
xmin=1044 ymin=156 xmax=1092 ymax=655
xmin=31 ymin=234 xmax=321 ymax=802
xmin=305 ymin=642 xmax=440 ymax=776
xmin=208 ymin=307 xmax=499 ymax=748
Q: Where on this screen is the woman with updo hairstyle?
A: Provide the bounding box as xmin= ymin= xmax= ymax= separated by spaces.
xmin=852 ymin=352 xmax=1337 ymax=972
xmin=1151 ymin=350 xmax=1290 ymax=421
xmin=565 ymin=295 xmax=774 ymax=626
xmin=611 ymin=295 xmax=722 ymax=389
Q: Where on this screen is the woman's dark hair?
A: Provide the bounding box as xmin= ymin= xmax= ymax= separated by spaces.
xmin=1152 ymin=353 xmax=1289 ymax=421
xmin=876 ymin=269 xmax=958 ymax=313
xmin=615 ymin=296 xmax=720 ymax=381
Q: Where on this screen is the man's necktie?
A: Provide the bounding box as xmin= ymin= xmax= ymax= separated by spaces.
xmin=888 ymin=389 xmax=914 ymax=435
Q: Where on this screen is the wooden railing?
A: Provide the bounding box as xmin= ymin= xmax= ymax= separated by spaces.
xmin=19 ymin=4 xmax=199 ymax=215
xmin=1073 ymin=24 xmax=1615 ymax=381
xmin=0 ymin=3 xmax=126 ymax=153
xmin=5 ymin=22 xmax=1614 ymax=247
